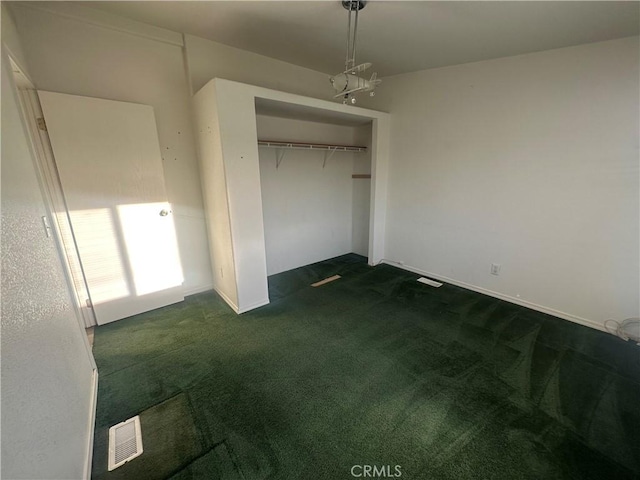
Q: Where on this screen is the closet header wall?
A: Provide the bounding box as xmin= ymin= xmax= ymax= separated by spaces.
xmin=193 ymin=79 xmax=390 ymax=314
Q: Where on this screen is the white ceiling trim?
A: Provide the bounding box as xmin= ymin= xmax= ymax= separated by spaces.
xmin=14 ymin=2 xmax=183 ymax=47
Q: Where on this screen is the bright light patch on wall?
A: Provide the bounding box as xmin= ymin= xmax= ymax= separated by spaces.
xmin=69 ymin=208 xmax=129 ymax=303
xmin=117 ymin=203 xmax=184 ymax=296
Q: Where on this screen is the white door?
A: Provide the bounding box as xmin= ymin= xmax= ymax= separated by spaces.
xmin=38 ymin=91 xmax=184 ymax=325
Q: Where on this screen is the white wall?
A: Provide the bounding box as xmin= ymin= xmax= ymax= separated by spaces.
xmin=186 ymin=34 xmax=332 ymax=98
xmin=368 ymin=37 xmax=640 ymax=328
xmin=192 ymin=81 xmax=239 ymax=310
xmin=10 ymin=4 xmax=212 ymax=295
xmin=10 ymin=4 xmax=337 ymax=297
xmin=195 ymin=80 xmax=271 ymax=313
xmin=256 ymin=115 xmax=358 ymax=274
xmin=1 ymin=11 xmax=96 ymax=476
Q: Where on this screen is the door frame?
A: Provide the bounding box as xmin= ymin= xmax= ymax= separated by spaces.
xmin=11 ymin=59 xmax=97 ymax=329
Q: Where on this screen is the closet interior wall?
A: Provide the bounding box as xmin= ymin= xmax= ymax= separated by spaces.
xmin=352 ymin=124 xmax=373 ymax=257
xmin=256 ymin=114 xmax=372 ymax=275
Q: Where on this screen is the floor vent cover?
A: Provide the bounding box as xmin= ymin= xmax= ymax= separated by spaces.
xmin=108 ymin=415 xmax=143 ymax=471
xmin=417 ymin=277 xmax=443 ymax=288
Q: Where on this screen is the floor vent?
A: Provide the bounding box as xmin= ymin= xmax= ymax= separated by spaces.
xmin=311 ymin=275 xmax=341 ymax=287
xmin=108 ymin=415 xmax=143 ymax=471
xmin=417 ymin=277 xmax=443 ymax=288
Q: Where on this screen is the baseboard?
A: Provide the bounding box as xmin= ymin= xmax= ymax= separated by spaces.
xmin=238 ymin=298 xmax=270 ymax=314
xmin=380 ymin=259 xmax=606 ymax=333
xmin=213 ymin=285 xmax=240 ymax=314
xmin=84 ymin=368 xmax=98 ymax=480
xmin=183 ymin=284 xmax=214 ymax=297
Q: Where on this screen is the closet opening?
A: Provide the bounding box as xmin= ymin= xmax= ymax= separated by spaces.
xmin=193 ymin=79 xmax=390 ymax=314
xmin=254 ymin=98 xmax=373 ymax=278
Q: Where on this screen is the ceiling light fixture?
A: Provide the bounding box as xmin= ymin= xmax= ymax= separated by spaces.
xmin=330 ymin=0 xmax=381 ymax=104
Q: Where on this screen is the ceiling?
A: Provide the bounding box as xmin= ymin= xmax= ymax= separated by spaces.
xmin=81 ymin=1 xmax=639 ymax=77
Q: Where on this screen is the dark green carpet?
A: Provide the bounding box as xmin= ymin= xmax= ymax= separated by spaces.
xmin=91 ymin=254 xmax=640 ymax=479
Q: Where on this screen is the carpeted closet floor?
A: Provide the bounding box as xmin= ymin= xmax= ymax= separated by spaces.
xmin=91 ymin=254 xmax=640 ymax=480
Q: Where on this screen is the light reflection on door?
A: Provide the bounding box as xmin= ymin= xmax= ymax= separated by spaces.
xmin=117 ymin=202 xmax=183 ymax=296
xmin=69 ymin=207 xmax=130 ymax=304
xmin=69 ymin=203 xmax=183 ymax=312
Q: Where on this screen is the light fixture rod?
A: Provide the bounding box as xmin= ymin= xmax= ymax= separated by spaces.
xmin=345 ymin=3 xmax=352 ymax=70
xmin=342 ymin=0 xmax=365 ymax=72
xmin=352 ymin=5 xmax=359 ymax=68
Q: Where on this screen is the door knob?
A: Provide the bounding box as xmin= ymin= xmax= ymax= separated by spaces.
xmin=159 ymin=209 xmax=169 ymax=216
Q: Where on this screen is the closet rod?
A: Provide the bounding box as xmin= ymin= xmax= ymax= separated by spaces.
xmin=258 ymin=139 xmax=367 ymax=153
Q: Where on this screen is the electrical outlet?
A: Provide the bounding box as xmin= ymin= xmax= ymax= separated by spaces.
xmin=490 ymin=263 xmax=501 ymax=275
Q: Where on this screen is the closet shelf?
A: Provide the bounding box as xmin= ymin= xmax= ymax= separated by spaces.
xmin=258 ymin=140 xmax=367 ymax=153
xmin=258 ymin=139 xmax=367 ymax=169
